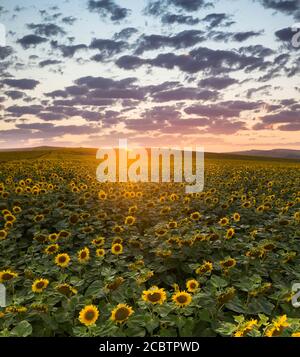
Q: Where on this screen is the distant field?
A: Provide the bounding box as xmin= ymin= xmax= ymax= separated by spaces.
xmin=0 ymin=148 xmax=300 ymax=337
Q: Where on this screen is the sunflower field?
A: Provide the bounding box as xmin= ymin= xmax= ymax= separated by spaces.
xmin=0 ymin=149 xmax=300 ymax=337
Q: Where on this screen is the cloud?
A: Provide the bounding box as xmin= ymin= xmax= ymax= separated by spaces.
xmin=255 ymin=0 xmax=300 ymax=20
xmin=199 ymin=76 xmax=238 ymax=89
xmin=208 ymin=30 xmax=263 ymax=42
xmin=4 ymin=90 xmax=25 ymax=99
xmin=2 ymin=78 xmax=40 ymax=90
xmin=134 ymin=30 xmax=205 ymax=55
xmin=114 ymin=28 xmax=138 ymax=41
xmin=246 ymin=84 xmax=272 ymax=98
xmin=254 ymin=109 xmax=300 ymax=131
xmin=39 ymin=59 xmax=62 ymax=67
xmin=161 ymin=13 xmax=200 ymax=25
xmin=27 ymin=23 xmax=66 ymax=37
xmin=87 ymin=0 xmax=130 ymax=21
xmin=17 ymin=34 xmax=48 ymax=49
xmin=152 ymin=87 xmax=218 ymax=102
xmin=202 ymin=13 xmax=234 ymax=28
xmin=62 ymin=16 xmax=77 ymax=25
xmin=89 ymin=38 xmax=128 ymax=60
xmin=116 ymin=47 xmax=268 ymax=74
xmin=50 ymin=40 xmax=87 ymax=57
xmin=0 ymin=46 xmax=13 ymax=60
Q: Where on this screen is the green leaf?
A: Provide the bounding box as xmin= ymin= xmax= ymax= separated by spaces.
xmin=11 ymin=321 xmax=33 ymax=337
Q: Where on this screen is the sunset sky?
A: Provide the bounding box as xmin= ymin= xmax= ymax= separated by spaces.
xmin=0 ymin=0 xmax=299 ymax=152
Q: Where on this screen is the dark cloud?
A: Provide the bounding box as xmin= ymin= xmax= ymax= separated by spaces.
xmin=152 ymin=88 xmax=218 ymax=102
xmin=246 ymin=85 xmax=272 ymax=98
xmin=255 ymin=0 xmax=300 ymax=20
xmin=2 ymin=78 xmax=40 ymax=90
xmin=62 ymin=16 xmax=77 ymax=25
xmin=117 ymin=47 xmax=268 ymax=75
xmin=4 ymin=90 xmax=24 ymax=100
xmin=254 ymin=108 xmax=300 ymax=130
xmin=17 ymin=34 xmax=48 ymax=49
xmin=208 ymin=30 xmax=263 ymax=42
xmin=39 ymin=59 xmax=62 ymax=67
xmin=185 ymin=101 xmax=263 ymax=118
xmin=161 ymin=13 xmax=200 ymax=25
xmin=239 ymin=44 xmax=274 ymax=57
xmin=6 ymin=105 xmax=43 ymax=116
xmin=45 ymin=90 xmax=68 ymax=98
xmin=199 ymin=76 xmax=238 ymax=89
xmin=74 ymin=76 xmax=137 ymax=89
xmin=134 ymin=30 xmax=205 ymax=55
xmin=0 ymin=46 xmax=13 ymax=60
xmin=50 ymin=40 xmax=87 ymax=57
xmin=89 ymin=38 xmax=128 ymax=60
xmin=114 ymin=27 xmax=138 ymax=40
xmin=27 ymin=23 xmax=66 ymax=37
xmin=202 ymin=13 xmax=234 ymax=28
xmin=88 ymin=0 xmax=130 ymax=21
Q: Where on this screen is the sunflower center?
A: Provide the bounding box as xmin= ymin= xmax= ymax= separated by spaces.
xmin=115 ymin=307 xmax=129 ymax=321
xmin=36 ymin=282 xmax=45 ymax=289
xmin=85 ymin=310 xmax=96 ymax=321
xmin=177 ymin=295 xmax=188 ymax=304
xmin=81 ymin=252 xmax=87 ymax=258
xmin=147 ymin=292 xmax=161 ymax=302
xmin=59 ymin=256 xmax=66 ymax=263
xmin=2 ymin=273 xmax=13 ymax=280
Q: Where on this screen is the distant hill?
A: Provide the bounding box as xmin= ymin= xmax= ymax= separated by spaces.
xmin=229 ymin=149 xmax=300 ymax=160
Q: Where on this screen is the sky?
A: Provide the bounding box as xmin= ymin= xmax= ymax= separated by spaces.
xmin=0 ymin=0 xmax=299 ymax=152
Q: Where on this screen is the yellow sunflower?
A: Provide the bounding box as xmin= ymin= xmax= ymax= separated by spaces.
xmin=0 ymin=230 xmax=8 ymax=240
xmin=220 ymin=257 xmax=237 ymax=270
xmin=111 ymin=243 xmax=123 ymax=255
xmin=32 ymin=278 xmax=49 ymax=293
xmin=91 ymin=237 xmax=105 ymax=246
xmin=226 ymin=228 xmax=235 ymax=239
xmin=55 ymin=253 xmax=71 ymax=268
xmin=79 ymin=305 xmax=99 ymax=326
xmin=77 ymin=247 xmax=90 ymax=264
xmin=0 ymin=269 xmax=18 ymax=283
xmin=96 ymin=248 xmax=105 ymax=257
xmin=195 ymin=261 xmax=213 ymax=275
xmin=111 ymin=304 xmax=134 ymax=324
xmin=186 ymin=279 xmax=200 ymax=293
xmin=125 ymin=215 xmax=136 ymax=225
xmin=142 ymin=286 xmax=167 ymax=305
xmin=44 ymin=244 xmax=59 ymax=255
xmin=219 ymin=217 xmax=229 ymax=226
xmin=233 ymin=213 xmax=240 ymax=222
xmin=172 ymin=291 xmax=192 ymax=307
xmin=190 ymin=211 xmax=201 ymax=221
xmin=56 ymin=283 xmax=77 ymax=297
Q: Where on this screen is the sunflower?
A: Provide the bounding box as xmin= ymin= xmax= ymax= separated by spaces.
xmin=55 ymin=253 xmax=71 ymax=268
xmin=56 ymin=283 xmax=77 ymax=297
xmin=219 ymin=217 xmax=229 ymax=226
xmin=220 ymin=257 xmax=237 ymax=270
xmin=96 ymin=248 xmax=105 ymax=257
xmin=125 ymin=215 xmax=136 ymax=225
xmin=190 ymin=211 xmax=201 ymax=221
xmin=234 ymin=319 xmax=258 ymax=337
xmin=4 ymin=214 xmax=16 ymax=223
xmin=186 ymin=279 xmax=199 ymax=293
xmin=13 ymin=206 xmax=22 ymax=214
xmin=172 ymin=291 xmax=192 ymax=307
xmin=98 ymin=190 xmax=107 ymax=200
xmin=44 ymin=244 xmax=59 ymax=255
xmin=265 ymin=315 xmax=289 ymax=337
xmin=294 ymin=212 xmax=300 ymax=221
xmin=111 ymin=304 xmax=134 ymax=324
xmin=233 ymin=213 xmax=240 ymax=222
xmin=113 ymin=237 xmax=123 ymax=244
xmin=226 ymin=228 xmax=235 ymax=239
xmin=0 ymin=230 xmax=8 ymax=240
xmin=48 ymin=233 xmax=58 ymax=242
xmin=34 ymin=214 xmax=44 ymax=223
xmin=113 ymin=225 xmax=124 ymax=234
xmin=195 ymin=261 xmax=213 ymax=275
xmin=79 ymin=305 xmax=99 ymax=326
xmin=32 ymin=278 xmax=49 ymax=293
xmin=168 ymin=221 xmax=178 ymax=229
xmin=77 ymin=247 xmax=90 ymax=263
xmin=155 ymin=228 xmax=168 ymax=237
xmin=0 ymin=270 xmax=18 ymax=283
xmin=91 ymin=237 xmax=105 ymax=246
xmin=111 ymin=243 xmax=123 ymax=255
xmin=142 ymin=286 xmax=167 ymax=305
xmin=292 ymin=332 xmax=300 ymax=337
